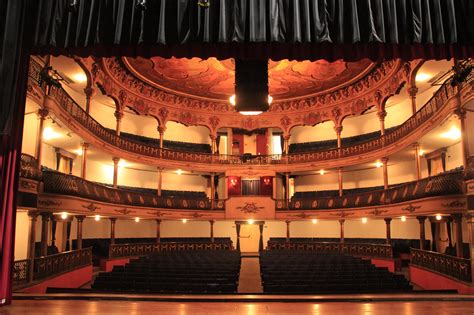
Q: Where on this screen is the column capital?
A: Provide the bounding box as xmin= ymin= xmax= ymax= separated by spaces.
xmin=75 ymin=215 xmax=86 ymax=222
xmin=156 ymin=219 xmax=162 ymax=224
xmin=157 ymin=167 xmax=164 ymax=172
xmin=416 ymin=216 xmax=427 ymax=223
xmin=112 ymin=157 xmax=120 ymax=164
xmin=285 ymin=220 xmax=291 ymax=224
xmin=339 ymin=219 xmax=345 ymax=225
xmin=412 ymin=142 xmax=420 ymax=149
xmin=209 ymin=219 xmax=215 ymax=225
xmin=333 ymin=125 xmax=343 ymax=135
xmin=40 ymin=212 xmax=51 ymax=220
xmin=451 ymin=213 xmax=464 ymax=222
xmin=338 ymin=167 xmax=343 ymax=172
xmin=283 ymin=134 xmax=291 ymax=141
xmin=114 ymin=109 xmax=124 ymax=121
xmin=27 ymin=210 xmax=41 ymax=219
xmin=157 ymin=126 xmax=166 ymax=134
xmin=408 ymin=86 xmax=418 ymax=97
xmin=209 ymin=134 xmax=216 ymax=140
xmin=381 ymin=157 xmax=389 ymax=164
xmin=384 ymin=218 xmax=393 ymax=224
xmin=454 ymin=107 xmax=467 ymax=120
xmin=377 ymin=109 xmax=387 ymax=120
xmin=81 ymin=142 xmax=90 ymax=150
xmin=109 ymin=218 xmax=117 ymax=223
xmin=37 ymin=108 xmax=49 ymax=119
xmin=83 ymin=86 xmax=96 ymax=98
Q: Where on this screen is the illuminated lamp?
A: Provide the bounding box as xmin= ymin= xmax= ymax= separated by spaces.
xmin=182 ymin=219 xmax=187 ymax=223
xmin=94 ymin=215 xmax=101 ymax=221
xmin=436 ymin=214 xmax=442 ymax=221
xmin=230 ymin=178 xmax=238 ymax=186
xmin=263 ymin=177 xmax=271 ymax=185
xmin=135 ymin=217 xmax=140 ymax=223
xmin=361 ymin=217 xmax=368 ymax=224
xmin=312 ymin=219 xmax=318 ymax=224
xmin=248 ymin=219 xmax=255 ymax=225
xmin=61 ymin=212 xmax=68 ymax=220
xmin=401 ymin=216 xmax=407 ymax=222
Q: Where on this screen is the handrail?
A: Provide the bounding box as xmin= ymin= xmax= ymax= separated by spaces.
xmin=33 ymin=247 xmax=93 ymax=281
xmin=266 ymin=241 xmax=393 ymax=259
xmin=12 ymin=259 xmax=29 ymax=286
xmin=277 ymin=169 xmax=464 ymax=210
xmin=19 ymin=153 xmax=42 ymax=180
xmin=410 ymin=248 xmax=472 ymax=283
xmin=27 ymin=58 xmax=466 ymax=166
xmin=109 ymin=242 xmax=234 ymax=258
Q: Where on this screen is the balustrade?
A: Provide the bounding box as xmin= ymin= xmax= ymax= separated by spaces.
xmin=410 ymin=248 xmax=472 ymax=283
xmin=19 ymin=153 xmax=42 ymax=180
xmin=12 ymin=260 xmax=29 ymax=286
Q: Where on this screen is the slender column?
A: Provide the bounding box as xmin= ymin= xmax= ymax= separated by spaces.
xmin=285 ymin=220 xmax=291 ymax=242
xmin=258 ymin=223 xmax=264 ymax=252
xmin=158 ymin=126 xmax=166 ymax=149
xmin=210 ymin=173 xmax=216 ymax=209
xmin=80 ymin=142 xmax=89 ymax=179
xmin=382 ymin=157 xmax=389 ymax=190
xmin=156 ymin=219 xmax=161 ymax=243
xmin=110 ymin=218 xmax=117 ymax=245
xmin=210 ymin=220 xmax=215 ymax=243
xmin=40 ymin=212 xmax=50 ymax=257
xmin=272 ymin=176 xmax=277 ymax=199
xmin=84 ymin=87 xmax=96 ymax=114
xmin=339 ymin=219 xmax=345 ymax=243
xmin=114 ymin=109 xmax=124 ymax=136
xmin=338 ymin=167 xmax=343 ymax=197
xmin=413 ymin=142 xmax=422 ymax=180
xmin=454 ymin=108 xmax=469 ymax=171
xmin=378 ymin=109 xmax=387 ymax=136
xmin=113 ymin=157 xmax=120 ymax=188
xmin=285 ymin=173 xmax=290 ymax=202
xmin=452 ymin=214 xmax=464 ymax=258
xmin=27 ymin=211 xmax=39 ymax=282
xmin=236 ymin=222 xmax=241 ymax=251
xmin=210 ymin=134 xmax=217 ymax=154
xmin=408 ymin=86 xmax=418 ymax=115
xmin=384 ymin=218 xmax=392 ymax=245
xmin=334 ymin=126 xmax=343 ymax=149
xmin=283 ymin=134 xmax=290 ymax=154
xmin=417 ymin=216 xmax=427 ymax=250
xmin=35 ymin=108 xmax=49 ymax=168
xmin=157 ymin=167 xmax=163 ymax=196
xmin=76 ymin=215 xmax=85 ymax=250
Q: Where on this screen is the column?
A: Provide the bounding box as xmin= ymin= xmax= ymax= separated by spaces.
xmin=338 ymin=167 xmax=343 ymax=197
xmin=210 ymin=173 xmax=216 ymax=209
xmin=81 ymin=142 xmax=89 ymax=179
xmin=114 ymin=109 xmax=124 ymax=136
xmin=235 ymin=222 xmax=241 ymax=251
xmin=258 ymin=223 xmax=264 ymax=252
xmin=156 ymin=219 xmax=161 ymax=243
xmin=334 ymin=126 xmax=343 ymax=149
xmin=384 ymin=218 xmax=392 ymax=245
xmin=452 ymin=214 xmax=464 ymax=258
xmin=210 ymin=134 xmax=217 ymax=154
xmin=272 ymin=176 xmax=277 ymax=199
xmin=454 ymin=107 xmax=469 ymax=171
xmin=40 ymin=212 xmax=50 ymax=257
xmin=285 ymin=173 xmax=290 ymax=202
xmin=35 ymin=108 xmax=49 ymax=168
xmin=113 ymin=157 xmax=120 ymax=188
xmin=158 ymin=126 xmax=166 ymax=149
xmin=210 ymin=220 xmax=215 ymax=243
xmin=76 ymin=215 xmax=85 ymax=250
xmin=27 ymin=211 xmax=39 ymax=282
xmin=408 ymin=86 xmax=418 ymax=115
xmin=157 ymin=167 xmax=163 ymax=196
xmin=339 ymin=219 xmax=345 ymax=243
xmin=84 ymin=86 xmax=96 ymax=114
xmin=382 ymin=157 xmax=389 ymax=190
xmin=110 ymin=218 xmax=117 ymax=245
xmin=413 ymin=142 xmax=422 ymax=180
xmin=283 ymin=134 xmax=290 ymax=154
xmin=285 ymin=220 xmax=291 ymax=242
xmin=378 ymin=109 xmax=387 ymax=136
xmin=417 ymin=216 xmax=427 ymax=250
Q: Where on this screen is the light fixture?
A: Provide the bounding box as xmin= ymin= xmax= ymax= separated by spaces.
xmin=60 ymin=212 xmax=68 ymax=220
xmin=135 ymin=217 xmax=140 ymax=223
xmin=361 ymin=217 xmax=368 ymax=224
xmin=118 ymin=159 xmax=127 ymax=168
xmin=229 ymin=95 xmax=236 ymax=106
xmin=319 ymin=169 xmax=326 ymax=175
xmin=415 ymin=72 xmax=432 ymax=82
xmin=176 ymin=169 xmax=183 ymax=175
xmin=418 ymin=149 xmax=425 ymax=156
xmin=94 ymin=215 xmax=101 ymax=221
xmin=401 ymin=216 xmax=407 ymax=222
xmin=73 ymin=149 xmax=83 ymax=156
xmin=72 ymin=72 xmax=87 ymax=83
xmin=436 ymin=214 xmax=442 ymax=221
xmin=182 ymin=218 xmax=187 ymax=223
xmin=375 ymin=161 xmax=383 ymax=168
xmin=234 ymin=59 xmax=270 ymax=116
xmin=263 ymin=177 xmax=271 ymax=185
xmin=43 ymin=127 xmax=61 ymax=140
xmin=441 ymin=126 xmax=461 ymax=140
xmin=247 ymin=219 xmax=254 ymax=225
xmin=312 ymin=219 xmax=318 ymax=224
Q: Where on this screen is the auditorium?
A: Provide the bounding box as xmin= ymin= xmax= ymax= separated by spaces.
xmin=1 ymin=1 xmax=474 ymax=314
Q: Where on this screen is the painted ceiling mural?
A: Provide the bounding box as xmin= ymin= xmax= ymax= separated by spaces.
xmin=123 ymin=57 xmax=374 ymax=101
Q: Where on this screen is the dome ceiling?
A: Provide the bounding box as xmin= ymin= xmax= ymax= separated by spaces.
xmin=123 ymin=57 xmax=374 ymax=101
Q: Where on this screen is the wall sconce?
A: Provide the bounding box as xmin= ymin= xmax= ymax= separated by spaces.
xmin=230 ymin=178 xmax=238 ymax=186
xmin=263 ymin=177 xmax=271 ymax=185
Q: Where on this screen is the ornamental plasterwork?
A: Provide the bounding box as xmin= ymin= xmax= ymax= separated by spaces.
xmin=237 ymin=202 xmax=265 ymax=214
xmin=80 ymin=57 xmax=418 ymax=132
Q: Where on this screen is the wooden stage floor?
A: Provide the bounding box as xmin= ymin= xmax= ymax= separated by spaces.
xmin=4 ymin=293 xmax=474 ymax=314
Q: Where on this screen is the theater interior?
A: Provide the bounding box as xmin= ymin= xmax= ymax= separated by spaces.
xmin=1 ymin=1 xmax=474 ymax=314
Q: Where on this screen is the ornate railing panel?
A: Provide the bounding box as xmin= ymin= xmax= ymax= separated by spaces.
xmin=27 ymin=58 xmax=465 ymax=166
xmin=277 ymin=170 xmax=464 ymax=210
xmin=267 ymin=241 xmax=393 ymax=259
xmin=42 ymin=170 xmax=224 ymax=210
xmin=33 ymin=248 xmax=92 ymax=281
xmin=109 ymin=242 xmax=233 ymax=258
xmin=411 ymin=248 xmax=472 ymax=283
xmin=20 ymin=154 xmax=42 ymax=180
xmin=12 ymin=260 xmax=30 ymax=286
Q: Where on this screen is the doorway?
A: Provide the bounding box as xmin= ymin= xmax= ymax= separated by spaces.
xmin=239 ymin=224 xmax=260 ymax=253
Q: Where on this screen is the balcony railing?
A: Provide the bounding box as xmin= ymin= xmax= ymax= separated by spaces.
xmin=12 ymin=259 xmax=30 ymax=286
xmin=19 ymin=153 xmax=42 ymax=181
xmin=267 ymin=241 xmax=393 ymax=259
xmin=42 ymin=169 xmax=225 ymax=210
xmin=411 ymin=248 xmax=472 ymax=283
xmin=276 ymin=169 xmax=464 ymax=210
xmin=109 ymin=242 xmax=233 ymax=258
xmin=27 ymin=58 xmax=464 ymax=166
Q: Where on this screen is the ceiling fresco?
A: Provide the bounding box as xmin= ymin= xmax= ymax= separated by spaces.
xmin=123 ymin=57 xmax=374 ymax=101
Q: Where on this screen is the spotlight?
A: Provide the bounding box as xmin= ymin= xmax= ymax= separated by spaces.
xmin=362 ymin=217 xmax=368 ymax=224
xmin=401 ymin=216 xmax=407 ymax=222
xmin=436 ymin=214 xmax=442 ymax=221
xmin=94 ymin=215 xmax=101 ymax=221
xmin=61 ymin=212 xmax=68 ymax=220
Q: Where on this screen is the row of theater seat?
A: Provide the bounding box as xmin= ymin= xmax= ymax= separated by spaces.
xmin=260 ymin=251 xmax=412 ymax=294
xmin=103 ymin=184 xmax=208 ymax=199
xmin=92 ymin=250 xmax=241 ymax=294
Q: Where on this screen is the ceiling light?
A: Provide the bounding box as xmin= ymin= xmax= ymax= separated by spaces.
xmin=239 ymin=111 xmax=264 ymax=116
xmin=43 ymin=127 xmax=61 ymax=140
xmin=415 ymin=72 xmax=432 ymax=82
xmin=436 ymin=214 xmax=442 ymax=221
xmin=375 ymin=161 xmax=383 ymax=168
xmin=72 ymin=72 xmax=87 ymax=83
xmin=61 ymin=212 xmax=68 ymax=219
xmin=176 ymin=169 xmax=183 ymax=175
xmin=268 ymin=95 xmax=273 ymax=104
xmin=312 ymin=219 xmax=318 ymax=224
xmin=73 ymin=149 xmax=83 ymax=156
xmin=418 ymin=149 xmax=425 ymax=156
xmin=118 ymin=159 xmax=127 ymax=168
xmin=229 ymin=94 xmax=236 ymax=106
xmin=94 ymin=215 xmax=101 ymax=221
xmin=319 ymin=169 xmax=326 ymax=175
xmin=441 ymin=126 xmax=461 ymax=140
xmin=401 ymin=216 xmax=407 ymax=222
xmin=248 ymin=219 xmax=254 ymax=225
xmin=135 ymin=217 xmax=140 ymax=223
xmin=361 ymin=217 xmax=368 ymax=224
xmin=182 ymin=218 xmax=187 ymax=223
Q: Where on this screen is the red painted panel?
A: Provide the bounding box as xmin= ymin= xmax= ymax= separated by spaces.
xmin=256 ymin=133 xmax=268 ymax=155
xmin=227 ymin=176 xmax=241 ymax=196
xmin=370 ymin=258 xmax=396 ymax=273
xmin=260 ymin=176 xmax=273 ymax=196
xmin=232 ymin=134 xmax=244 ymax=154
xmin=21 ymin=265 xmax=93 ymax=294
xmin=409 ymin=266 xmax=474 ymax=294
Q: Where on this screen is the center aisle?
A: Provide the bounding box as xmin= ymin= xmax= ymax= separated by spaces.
xmin=237 ymin=253 xmax=263 ymax=293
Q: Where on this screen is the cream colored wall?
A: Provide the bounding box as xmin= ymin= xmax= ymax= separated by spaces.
xmin=164 ymin=121 xmax=211 ymax=144
xmin=243 ymin=134 xmax=257 ymax=154
xmin=14 ymin=211 xmax=30 ymax=260
xmin=22 ymin=112 xmax=38 ymax=156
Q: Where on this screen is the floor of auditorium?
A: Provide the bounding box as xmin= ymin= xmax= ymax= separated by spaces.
xmin=5 ymin=297 xmax=474 ymax=314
